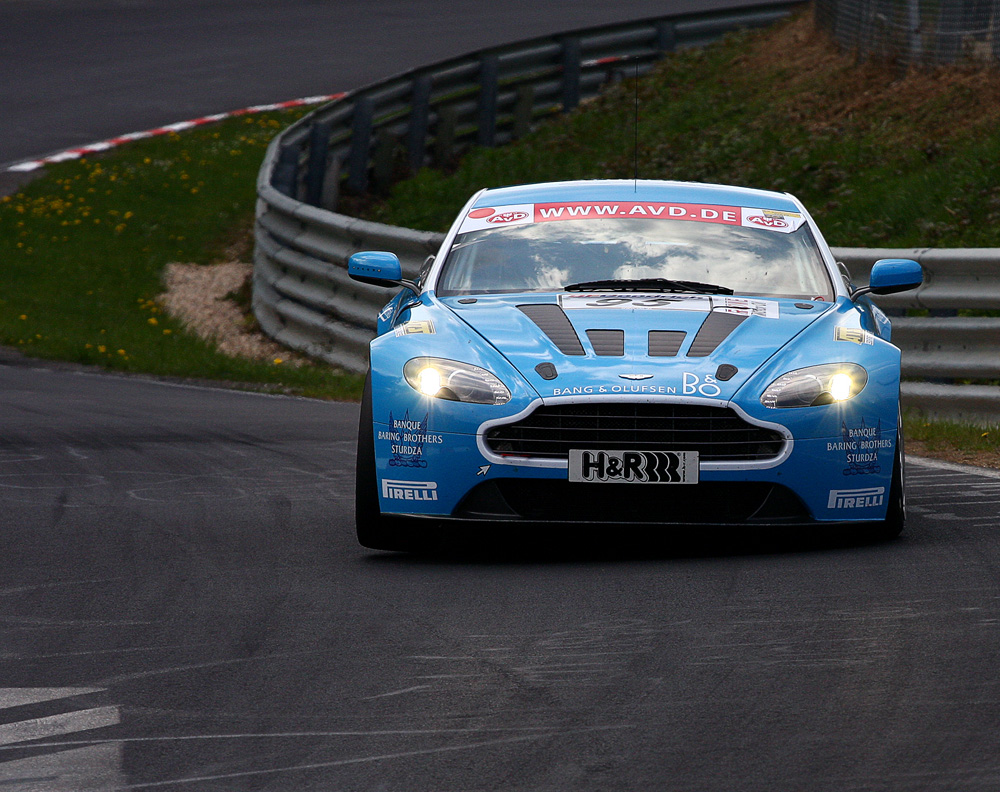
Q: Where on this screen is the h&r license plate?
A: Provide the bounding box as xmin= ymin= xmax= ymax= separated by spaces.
xmin=568 ymin=450 xmax=699 ymax=484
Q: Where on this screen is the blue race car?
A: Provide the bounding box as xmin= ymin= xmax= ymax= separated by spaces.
xmin=350 ymin=180 xmax=922 ymax=550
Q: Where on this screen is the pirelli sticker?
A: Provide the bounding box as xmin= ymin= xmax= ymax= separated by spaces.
xmin=834 ymin=326 xmax=874 ymax=345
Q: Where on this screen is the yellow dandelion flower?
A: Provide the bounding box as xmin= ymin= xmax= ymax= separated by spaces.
xmin=163 ymin=329 xmax=172 ymax=335
xmin=117 ymin=349 xmax=126 ymax=356
xmin=97 ymin=345 xmax=106 ymax=353
xmin=148 ymin=317 xmax=158 ymax=326
xmin=273 ymin=358 xmax=283 ymax=365
xmin=18 ymin=314 xmax=26 ymax=320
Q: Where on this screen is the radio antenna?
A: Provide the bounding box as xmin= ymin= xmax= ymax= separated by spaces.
xmin=633 ymin=62 xmax=639 ymax=191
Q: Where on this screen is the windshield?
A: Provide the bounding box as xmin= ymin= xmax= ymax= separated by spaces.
xmin=436 ymin=213 xmax=834 ymax=300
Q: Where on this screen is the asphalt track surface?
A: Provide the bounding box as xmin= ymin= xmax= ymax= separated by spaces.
xmin=0 ymin=0 xmax=767 ymax=170
xmin=3 ymin=359 xmax=1000 ymax=791
xmin=2 ymin=1 xmax=1000 ymax=790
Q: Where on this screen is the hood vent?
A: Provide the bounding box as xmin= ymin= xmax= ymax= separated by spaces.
xmin=517 ymin=304 xmax=585 ymax=356
xmin=687 ymin=312 xmax=747 ymax=357
xmin=648 ymin=330 xmax=686 ymax=357
xmin=586 ymin=329 xmax=625 ymax=357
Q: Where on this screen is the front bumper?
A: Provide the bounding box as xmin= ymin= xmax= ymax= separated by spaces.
xmin=373 ymin=395 xmax=898 ymax=525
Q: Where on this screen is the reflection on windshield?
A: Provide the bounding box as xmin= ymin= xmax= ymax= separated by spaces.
xmin=436 ymin=218 xmax=833 ymax=299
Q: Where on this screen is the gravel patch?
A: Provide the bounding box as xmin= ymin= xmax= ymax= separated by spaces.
xmin=159 ymin=261 xmax=303 ymax=365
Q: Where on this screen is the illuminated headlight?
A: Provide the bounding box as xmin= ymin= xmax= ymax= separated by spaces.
xmin=403 ymin=357 xmax=511 ymax=405
xmin=761 ymin=363 xmax=868 ymax=408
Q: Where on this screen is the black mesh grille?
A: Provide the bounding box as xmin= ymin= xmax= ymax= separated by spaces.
xmin=485 ymin=403 xmax=785 ymax=461
xmin=454 ymin=480 xmax=810 ymax=523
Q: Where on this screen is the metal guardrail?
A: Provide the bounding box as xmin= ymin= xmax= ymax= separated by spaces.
xmin=253 ymin=2 xmax=1000 ymax=424
xmin=254 ymin=2 xmax=800 ymax=372
xmin=832 ymin=248 xmax=1000 ymax=423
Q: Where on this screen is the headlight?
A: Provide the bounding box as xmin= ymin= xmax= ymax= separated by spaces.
xmin=403 ymin=357 xmax=511 ymax=405
xmin=761 ymin=363 xmax=868 ymax=408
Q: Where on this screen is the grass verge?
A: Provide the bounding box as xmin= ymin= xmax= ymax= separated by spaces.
xmin=905 ymin=413 xmax=1000 ymax=470
xmin=0 ymin=108 xmax=363 ymax=401
xmin=366 ymin=11 xmax=1000 ymax=251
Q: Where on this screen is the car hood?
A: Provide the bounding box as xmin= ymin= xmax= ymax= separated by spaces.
xmin=441 ymin=292 xmax=829 ymax=402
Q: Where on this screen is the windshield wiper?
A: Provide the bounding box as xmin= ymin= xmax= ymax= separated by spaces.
xmin=563 ymin=278 xmax=734 ymax=295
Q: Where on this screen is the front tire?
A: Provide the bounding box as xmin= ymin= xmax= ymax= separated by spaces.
xmin=354 ymin=373 xmax=429 ymax=552
xmin=871 ymin=416 xmax=906 ymax=541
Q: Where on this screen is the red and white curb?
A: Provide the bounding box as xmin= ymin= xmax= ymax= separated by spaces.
xmin=5 ymin=94 xmax=345 ymax=173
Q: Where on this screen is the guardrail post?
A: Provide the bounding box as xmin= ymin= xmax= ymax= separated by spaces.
xmin=561 ymin=37 xmax=582 ymax=112
xmin=434 ymin=105 xmax=458 ymax=167
xmin=512 ymin=84 xmax=534 ymax=139
xmin=372 ymin=129 xmax=401 ymax=195
xmin=656 ymin=20 xmax=677 ymax=52
xmin=477 ymin=55 xmax=499 ymax=147
xmin=408 ymin=75 xmax=433 ymax=171
xmin=305 ymin=120 xmax=333 ymax=207
xmin=346 ymin=97 xmax=375 ymax=194
xmin=272 ymin=144 xmax=300 ymax=198
xmin=321 ymin=155 xmax=341 ymax=209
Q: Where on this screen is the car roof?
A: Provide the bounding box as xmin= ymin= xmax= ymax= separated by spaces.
xmin=471 ymin=180 xmax=802 ymax=213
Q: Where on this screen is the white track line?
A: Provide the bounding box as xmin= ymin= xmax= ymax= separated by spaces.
xmin=907 ymin=455 xmax=1000 ymax=481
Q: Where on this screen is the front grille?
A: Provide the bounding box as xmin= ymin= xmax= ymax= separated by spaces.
xmin=454 ymin=480 xmax=810 ymax=524
xmin=485 ymin=403 xmax=785 ymax=462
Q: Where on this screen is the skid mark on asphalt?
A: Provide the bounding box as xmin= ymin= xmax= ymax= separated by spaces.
xmin=96 ymin=649 xmax=330 ymax=686
xmin=0 ymin=579 xmax=125 ymax=597
xmin=0 ymin=725 xmax=566 ymax=754
xmin=389 ymin=619 xmax=663 ymax=696
xmin=362 ymin=685 xmax=432 ymax=700
xmin=94 ymin=725 xmax=634 ymax=790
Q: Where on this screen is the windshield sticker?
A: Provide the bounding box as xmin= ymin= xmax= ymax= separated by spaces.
xmin=460 ymin=204 xmax=534 ymax=232
xmin=834 ymin=326 xmax=874 ymax=345
xmin=715 ymin=297 xmax=780 ymax=319
xmin=394 ymin=320 xmax=435 ymax=337
xmin=460 ymin=202 xmax=805 ymax=234
xmin=559 ymin=293 xmax=778 ymax=318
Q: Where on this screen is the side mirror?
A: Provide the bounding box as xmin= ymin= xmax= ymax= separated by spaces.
xmin=853 ymin=258 xmax=922 ymax=299
xmin=348 ymin=251 xmax=404 ymax=287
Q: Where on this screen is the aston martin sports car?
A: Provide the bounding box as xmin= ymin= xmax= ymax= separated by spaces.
xmin=349 ymin=180 xmax=922 ymax=551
